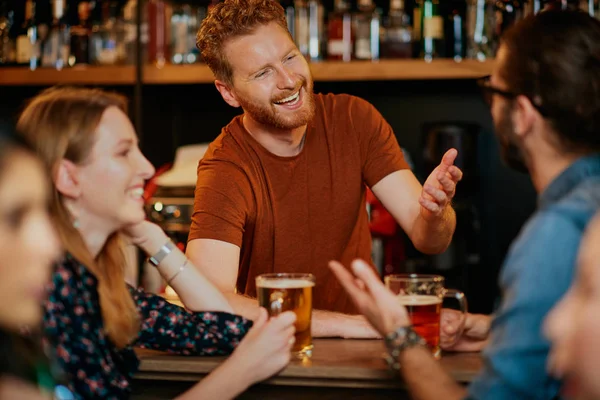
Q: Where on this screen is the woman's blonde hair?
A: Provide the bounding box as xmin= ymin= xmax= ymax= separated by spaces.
xmin=17 ymin=86 xmax=139 ymax=348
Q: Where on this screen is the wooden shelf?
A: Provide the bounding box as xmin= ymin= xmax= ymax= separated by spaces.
xmin=0 ymin=59 xmax=495 ymax=86
xmin=308 ymin=59 xmax=494 ymax=81
xmin=0 ymin=65 xmax=136 ymax=86
xmin=143 ymin=59 xmax=495 ymax=84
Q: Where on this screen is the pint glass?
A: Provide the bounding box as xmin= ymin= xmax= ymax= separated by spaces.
xmin=384 ymin=274 xmax=467 ymax=359
xmin=256 ymin=273 xmax=315 ymax=359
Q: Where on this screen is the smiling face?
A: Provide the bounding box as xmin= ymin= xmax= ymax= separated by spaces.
xmin=0 ymin=151 xmax=61 ymax=330
xmin=545 ymin=215 xmax=600 ymax=399
xmin=219 ymin=22 xmax=315 ymax=131
xmin=72 ymin=106 xmax=155 ymax=233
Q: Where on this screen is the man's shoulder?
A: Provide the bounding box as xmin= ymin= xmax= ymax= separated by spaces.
xmin=547 ymin=176 xmax=600 ymax=229
xmin=203 ymin=119 xmax=246 ymax=164
xmin=315 ymin=92 xmax=372 ymax=112
xmin=500 ymin=207 xmax=588 ymax=290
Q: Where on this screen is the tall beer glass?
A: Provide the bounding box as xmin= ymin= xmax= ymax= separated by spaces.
xmin=384 ymin=274 xmax=467 ymax=359
xmin=256 ymin=273 xmax=315 ymax=359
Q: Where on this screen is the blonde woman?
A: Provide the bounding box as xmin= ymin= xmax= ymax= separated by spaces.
xmin=17 ymin=87 xmax=296 ymax=399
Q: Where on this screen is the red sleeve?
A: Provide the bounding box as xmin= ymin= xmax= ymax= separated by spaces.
xmin=349 ymin=96 xmax=410 ymax=187
xmin=188 ymin=158 xmax=252 ymax=247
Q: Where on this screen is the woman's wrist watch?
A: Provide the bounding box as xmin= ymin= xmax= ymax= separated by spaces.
xmin=148 ymin=240 xmax=175 ymax=267
xmin=384 ymin=325 xmax=427 ymax=371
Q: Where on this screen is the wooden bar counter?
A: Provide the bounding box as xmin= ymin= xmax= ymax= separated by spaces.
xmin=132 ymin=338 xmax=483 ymax=399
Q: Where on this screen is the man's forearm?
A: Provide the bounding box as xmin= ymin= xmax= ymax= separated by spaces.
xmin=399 ymin=346 xmax=466 ymax=400
xmin=225 ymin=292 xmax=378 ymax=338
xmin=411 ymin=205 xmax=456 ymax=254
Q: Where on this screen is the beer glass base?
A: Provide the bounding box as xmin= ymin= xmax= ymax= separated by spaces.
xmin=292 ymin=345 xmax=314 ymax=360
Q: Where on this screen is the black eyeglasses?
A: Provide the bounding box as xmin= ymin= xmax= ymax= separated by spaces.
xmin=476 ymin=75 xmax=548 ymax=116
xmin=476 ymin=75 xmax=519 ymax=106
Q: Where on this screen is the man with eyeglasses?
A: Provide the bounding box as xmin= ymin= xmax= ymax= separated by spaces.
xmin=329 ymin=10 xmax=600 ymax=400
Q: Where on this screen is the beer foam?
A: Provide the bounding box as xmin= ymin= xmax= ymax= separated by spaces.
xmin=258 ymin=279 xmax=315 ymax=289
xmin=397 ymin=295 xmax=442 ymax=306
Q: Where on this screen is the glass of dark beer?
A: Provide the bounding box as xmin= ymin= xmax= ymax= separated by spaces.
xmin=256 ymin=273 xmax=315 ymax=359
xmin=384 ymin=274 xmax=467 ymax=359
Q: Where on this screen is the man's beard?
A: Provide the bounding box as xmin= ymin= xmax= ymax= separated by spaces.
xmin=495 ymin=104 xmax=529 ymax=174
xmin=238 ymin=78 xmax=316 ymax=130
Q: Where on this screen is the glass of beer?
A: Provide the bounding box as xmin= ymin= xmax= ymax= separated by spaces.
xmin=256 ymin=273 xmax=315 ymax=359
xmin=384 ymin=274 xmax=467 ymax=359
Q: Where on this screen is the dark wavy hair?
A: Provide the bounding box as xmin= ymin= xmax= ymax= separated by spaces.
xmin=500 ymin=10 xmax=600 ymax=153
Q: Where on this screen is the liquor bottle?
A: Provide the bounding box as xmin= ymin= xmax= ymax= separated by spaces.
xmin=294 ymin=0 xmax=309 ymax=57
xmin=280 ymin=0 xmax=296 ymax=39
xmin=327 ymin=0 xmax=353 ymax=61
xmin=444 ymin=0 xmax=466 ymax=61
xmin=523 ymin=0 xmax=542 ymax=15
xmin=495 ymin=0 xmax=524 ymax=35
xmin=122 ymin=0 xmax=142 ymax=65
xmin=171 ymin=1 xmax=190 ymax=64
xmin=0 ymin=1 xmax=15 ymax=65
xmin=69 ymin=1 xmax=91 ymax=65
xmin=380 ymin=0 xmax=412 ymax=59
xmin=88 ymin=0 xmax=102 ymax=64
xmin=94 ymin=1 xmax=124 ymax=65
xmin=353 ymin=0 xmax=380 ymax=60
xmin=307 ymin=0 xmax=324 ymax=61
xmin=42 ymin=0 xmax=69 ymax=68
xmin=465 ymin=0 xmax=496 ymax=60
xmin=420 ymin=0 xmax=444 ymax=61
xmin=16 ymin=0 xmax=39 ymax=69
xmin=35 ymin=0 xmax=51 ymax=69
xmin=413 ymin=0 xmax=422 ymax=57
xmin=148 ymin=0 xmax=168 ymax=67
xmin=188 ymin=4 xmax=206 ymax=63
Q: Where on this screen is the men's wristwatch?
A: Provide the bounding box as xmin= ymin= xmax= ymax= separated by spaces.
xmin=148 ymin=240 xmax=176 ymax=267
xmin=384 ymin=325 xmax=427 ymax=371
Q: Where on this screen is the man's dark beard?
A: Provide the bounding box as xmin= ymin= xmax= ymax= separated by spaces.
xmin=496 ymin=105 xmax=529 ymax=174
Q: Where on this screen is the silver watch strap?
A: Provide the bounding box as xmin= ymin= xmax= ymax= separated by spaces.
xmin=148 ymin=240 xmax=176 ymax=267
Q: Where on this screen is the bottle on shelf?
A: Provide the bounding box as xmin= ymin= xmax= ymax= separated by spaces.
xmin=327 ymin=0 xmax=353 ymax=61
xmin=122 ymin=0 xmax=138 ymax=65
xmin=280 ymin=0 xmax=295 ymax=38
xmin=307 ymin=0 xmax=324 ymax=61
xmin=94 ymin=1 xmax=125 ymax=65
xmin=170 ymin=1 xmax=192 ymax=64
xmin=444 ymin=0 xmax=466 ymax=61
xmin=413 ymin=0 xmax=422 ymax=57
xmin=148 ymin=0 xmax=168 ymax=67
xmin=380 ymin=0 xmax=412 ymax=59
xmin=524 ymin=0 xmax=543 ymax=15
xmin=69 ymin=0 xmax=91 ymax=66
xmin=465 ymin=0 xmax=496 ymax=60
xmin=190 ymin=5 xmax=206 ymax=63
xmin=494 ymin=0 xmax=524 ymax=36
xmin=88 ymin=0 xmax=102 ymax=64
xmin=0 ymin=0 xmax=15 ymax=66
xmin=15 ymin=0 xmax=39 ymax=69
xmin=353 ymin=0 xmax=380 ymax=60
xmin=294 ymin=0 xmax=309 ymax=57
xmin=579 ymin=0 xmax=600 ymax=16
xmin=35 ymin=0 xmax=51 ymax=70
xmin=41 ymin=0 xmax=70 ymax=69
xmin=420 ymin=0 xmax=444 ymax=61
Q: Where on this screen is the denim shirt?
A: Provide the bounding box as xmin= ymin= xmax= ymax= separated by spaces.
xmin=467 ymin=154 xmax=600 ymax=400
